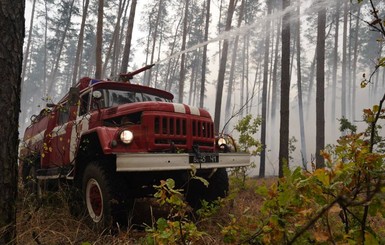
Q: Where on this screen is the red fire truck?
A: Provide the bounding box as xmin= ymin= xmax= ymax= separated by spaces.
xmin=19 ymin=64 xmax=250 ymax=230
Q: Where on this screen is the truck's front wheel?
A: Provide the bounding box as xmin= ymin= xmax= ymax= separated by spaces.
xmin=82 ymin=163 xmax=113 ymax=231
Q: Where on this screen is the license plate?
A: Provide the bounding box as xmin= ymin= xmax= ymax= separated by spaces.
xmin=189 ymin=153 xmax=219 ymax=163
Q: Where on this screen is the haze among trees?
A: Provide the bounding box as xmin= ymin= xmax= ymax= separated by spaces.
xmin=19 ymin=0 xmax=385 ymax=175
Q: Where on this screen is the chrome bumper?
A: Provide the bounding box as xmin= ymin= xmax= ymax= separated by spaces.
xmin=115 ymin=152 xmax=250 ymax=172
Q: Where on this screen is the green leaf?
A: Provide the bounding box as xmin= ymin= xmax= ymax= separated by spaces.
xmin=166 ymin=178 xmax=175 ymax=189
xmin=193 ymin=175 xmax=209 ymax=187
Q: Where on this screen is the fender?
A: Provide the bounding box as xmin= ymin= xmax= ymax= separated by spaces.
xmin=77 ymin=126 xmax=119 ymax=156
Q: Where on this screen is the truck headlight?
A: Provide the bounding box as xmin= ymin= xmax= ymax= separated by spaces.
xmin=216 ymin=134 xmax=237 ymax=152
xmin=120 ymin=130 xmax=134 ymax=144
xmin=217 ymin=137 xmax=227 ymax=147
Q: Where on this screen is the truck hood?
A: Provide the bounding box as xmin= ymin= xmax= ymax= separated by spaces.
xmin=100 ymin=102 xmax=212 ymax=119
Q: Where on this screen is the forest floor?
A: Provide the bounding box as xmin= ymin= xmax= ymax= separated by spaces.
xmin=15 ymin=176 xmax=385 ymax=244
xmin=15 ymin=177 xmax=274 ymax=245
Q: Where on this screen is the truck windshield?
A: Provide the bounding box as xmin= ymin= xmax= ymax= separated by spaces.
xmin=96 ymin=89 xmax=171 ymax=108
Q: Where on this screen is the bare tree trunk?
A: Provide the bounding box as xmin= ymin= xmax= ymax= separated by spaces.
xmin=271 ymin=16 xmax=281 ymax=121
xmin=72 ymin=0 xmax=90 ymax=86
xmin=21 ymin=0 xmax=36 ymax=82
xmin=48 ymin=0 xmax=76 ymax=93
xmin=296 ymin=2 xmax=307 ymax=167
xmin=102 ymin=0 xmax=126 ymax=77
xmin=20 ymin=0 xmax=36 ymax=129
xmin=178 ymin=0 xmax=189 ymax=103
xmin=44 ymin=1 xmax=48 ymax=93
xmin=331 ymin=1 xmax=340 ymax=128
xmin=95 ymin=0 xmax=104 ymax=79
xmin=352 ymin=4 xmax=361 ymax=121
xmin=225 ymin=0 xmax=244 ymax=131
xmin=279 ymin=0 xmax=291 ymax=177
xmin=121 ymin=0 xmax=137 ymax=74
xmin=0 ymin=1 xmax=24 ymax=244
xmin=341 ymin=0 xmax=348 ymax=118
xmin=164 ymin=17 xmax=182 ymax=90
xmin=199 ymin=0 xmax=210 ymax=108
xmin=214 ymin=0 xmax=236 ymax=133
xmin=316 ymin=0 xmax=326 ymax=168
xmin=244 ymin=36 xmax=250 ymax=114
xmin=146 ymin=0 xmax=163 ymax=86
xmin=188 ymin=55 xmax=197 ymax=105
xmin=260 ymin=0 xmax=272 ymax=178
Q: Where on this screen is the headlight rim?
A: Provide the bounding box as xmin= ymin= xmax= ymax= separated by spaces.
xmin=119 ymin=129 xmax=134 ymax=144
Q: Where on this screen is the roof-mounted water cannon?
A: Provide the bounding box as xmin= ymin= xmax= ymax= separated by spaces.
xmin=119 ymin=64 xmax=155 ymax=82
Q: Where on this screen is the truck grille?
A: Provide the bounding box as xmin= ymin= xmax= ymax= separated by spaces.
xmin=151 ymin=115 xmax=214 ymax=152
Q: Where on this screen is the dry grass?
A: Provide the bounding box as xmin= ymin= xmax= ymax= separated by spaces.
xmin=15 ymin=178 xmax=276 ymax=245
xmin=15 ymin=177 xmax=385 ymax=244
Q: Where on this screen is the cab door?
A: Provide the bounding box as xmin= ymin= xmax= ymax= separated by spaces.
xmin=42 ymin=88 xmax=80 ymax=169
xmin=69 ymin=91 xmax=91 ymax=163
xmin=42 ymin=103 xmax=72 ymax=168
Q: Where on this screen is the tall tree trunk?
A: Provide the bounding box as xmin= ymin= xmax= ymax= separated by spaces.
xmin=20 ymin=0 xmax=36 ymax=129
xmin=72 ymin=0 xmax=90 ymax=86
xmin=341 ymin=0 xmax=348 ymax=119
xmin=316 ymin=0 xmax=326 ymax=168
xmin=331 ymin=1 xmax=340 ymax=128
xmin=214 ymin=0 xmax=236 ymax=133
xmin=225 ymin=0 xmax=244 ymax=131
xmin=296 ymin=1 xmax=307 ymax=167
xmin=43 ymin=1 xmax=48 ymax=93
xmin=121 ymin=0 xmax=137 ymax=74
xmin=271 ymin=13 xmax=281 ymax=121
xmin=188 ymin=55 xmax=197 ymax=105
xmin=244 ymin=36 xmax=250 ymax=114
xmin=102 ymin=0 xmax=126 ymax=77
xmin=0 ymin=1 xmax=24 ymax=244
xmin=178 ymin=0 xmax=189 ymax=103
xmin=21 ymin=0 xmax=36 ymax=82
xmin=200 ymin=0 xmax=210 ymax=108
xmin=95 ymin=0 xmax=104 ymax=79
xmin=306 ymin=49 xmax=316 ymax=113
xmin=164 ymin=17 xmax=182 ymax=90
xmin=279 ymin=0 xmax=291 ymax=177
xmin=146 ymin=0 xmax=163 ymax=86
xmin=48 ymin=0 xmax=76 ymax=93
xmin=352 ymin=5 xmax=361 ymax=121
xmin=260 ymin=0 xmax=272 ymax=178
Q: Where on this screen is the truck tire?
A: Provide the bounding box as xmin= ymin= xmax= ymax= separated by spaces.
xmin=186 ymin=168 xmax=229 ymax=209
xmin=82 ymin=162 xmax=114 ymax=231
xmin=205 ymin=168 xmax=229 ymax=201
xmin=82 ymin=162 xmax=133 ymax=232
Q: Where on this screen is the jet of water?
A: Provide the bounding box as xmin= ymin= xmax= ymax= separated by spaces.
xmin=153 ymin=0 xmax=338 ymax=66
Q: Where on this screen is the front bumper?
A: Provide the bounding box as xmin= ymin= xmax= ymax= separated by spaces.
xmin=115 ymin=152 xmax=250 ymax=172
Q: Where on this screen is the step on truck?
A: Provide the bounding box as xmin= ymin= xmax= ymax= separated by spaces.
xmin=19 ymin=64 xmax=250 ymax=230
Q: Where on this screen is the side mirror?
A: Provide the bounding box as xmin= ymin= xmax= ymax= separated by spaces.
xmin=92 ymin=90 xmax=102 ymax=100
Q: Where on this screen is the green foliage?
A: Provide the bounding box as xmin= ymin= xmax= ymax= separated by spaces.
xmin=231 ymin=115 xmax=262 ymax=188
xmin=144 ymin=178 xmax=206 ymax=244
xmin=338 ymin=117 xmax=357 ymax=134
xmin=196 ymin=199 xmax=222 ymax=219
xmin=234 ymin=114 xmax=263 ymax=156
xmin=237 ymin=107 xmax=385 ymax=244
